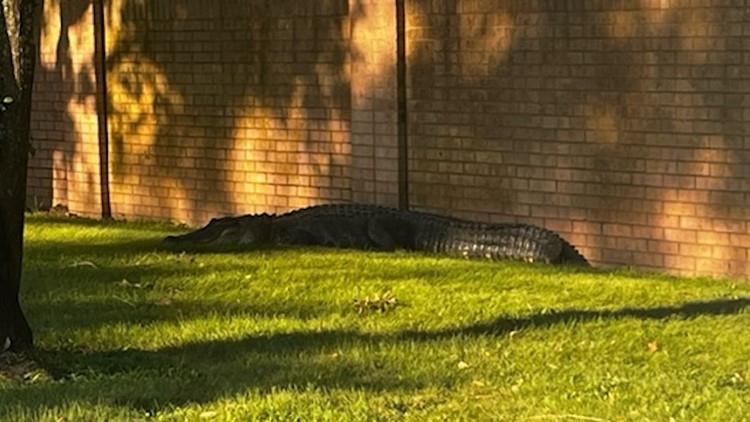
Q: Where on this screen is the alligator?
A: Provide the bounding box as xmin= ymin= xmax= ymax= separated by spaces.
xmin=164 ymin=204 xmax=589 ymax=266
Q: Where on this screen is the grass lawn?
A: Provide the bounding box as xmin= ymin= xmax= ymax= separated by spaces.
xmin=2 ymin=214 xmax=750 ymax=421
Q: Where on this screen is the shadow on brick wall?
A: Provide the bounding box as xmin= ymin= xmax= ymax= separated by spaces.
xmin=29 ymin=0 xmax=98 ymax=213
xmin=105 ymin=0 xmax=356 ymax=224
xmin=31 ymin=0 xmax=362 ymax=225
xmin=406 ymin=1 xmax=750 ymax=274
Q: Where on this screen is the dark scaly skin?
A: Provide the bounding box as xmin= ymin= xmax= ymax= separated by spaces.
xmin=164 ymin=204 xmax=589 ymax=266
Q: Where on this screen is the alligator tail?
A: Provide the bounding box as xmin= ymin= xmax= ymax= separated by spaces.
xmin=557 ymin=240 xmax=590 ymax=266
xmin=413 ymin=218 xmax=589 ymax=266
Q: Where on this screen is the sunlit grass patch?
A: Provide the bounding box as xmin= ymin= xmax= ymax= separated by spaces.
xmin=2 ymin=214 xmax=750 ymax=421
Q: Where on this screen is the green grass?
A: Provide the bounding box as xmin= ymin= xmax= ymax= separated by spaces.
xmin=2 ymin=214 xmax=750 ymax=421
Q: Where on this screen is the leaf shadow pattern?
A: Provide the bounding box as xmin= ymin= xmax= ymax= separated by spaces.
xmin=1 ymin=296 xmax=748 ymax=416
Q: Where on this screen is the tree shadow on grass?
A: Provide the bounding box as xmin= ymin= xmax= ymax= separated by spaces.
xmin=1 ymin=296 xmax=748 ymax=416
xmin=26 ymin=297 xmax=330 ymax=332
xmin=403 ymin=296 xmax=750 ymax=340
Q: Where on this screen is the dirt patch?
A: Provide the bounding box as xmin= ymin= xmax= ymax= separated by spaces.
xmin=0 ymin=352 xmax=53 ymax=383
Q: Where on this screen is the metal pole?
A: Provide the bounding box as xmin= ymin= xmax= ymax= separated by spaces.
xmin=93 ymin=0 xmax=112 ymax=218
xmin=396 ymin=0 xmax=409 ymax=210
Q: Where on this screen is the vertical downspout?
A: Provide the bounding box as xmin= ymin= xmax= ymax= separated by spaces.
xmin=93 ymin=0 xmax=111 ymax=218
xmin=396 ymin=0 xmax=409 ymax=210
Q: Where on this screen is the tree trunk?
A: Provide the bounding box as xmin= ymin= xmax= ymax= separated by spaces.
xmin=0 ymin=0 xmax=41 ymax=352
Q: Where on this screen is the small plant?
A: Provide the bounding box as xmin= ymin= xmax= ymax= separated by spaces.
xmin=353 ymin=290 xmax=398 ymax=313
xmin=0 ymin=352 xmax=52 ymax=383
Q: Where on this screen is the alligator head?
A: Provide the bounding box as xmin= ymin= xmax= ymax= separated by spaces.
xmin=163 ymin=214 xmax=273 ymax=245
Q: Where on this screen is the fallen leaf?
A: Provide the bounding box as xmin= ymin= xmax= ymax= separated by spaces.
xmin=67 ymin=261 xmax=98 ymax=269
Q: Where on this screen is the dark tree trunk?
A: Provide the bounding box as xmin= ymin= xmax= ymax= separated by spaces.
xmin=0 ymin=0 xmax=41 ymax=352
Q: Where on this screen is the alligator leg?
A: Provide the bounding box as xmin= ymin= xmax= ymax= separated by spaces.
xmin=279 ymin=221 xmax=371 ymax=249
xmin=367 ymin=216 xmax=413 ymax=251
xmin=276 ymin=227 xmax=318 ymax=245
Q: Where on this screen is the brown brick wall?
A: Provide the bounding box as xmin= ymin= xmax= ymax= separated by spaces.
xmin=30 ymin=0 xmax=359 ymax=225
xmin=27 ymin=0 xmax=750 ymax=277
xmin=104 ymin=0 xmax=354 ymax=224
xmin=350 ymin=0 xmax=400 ymax=207
xmin=29 ymin=0 xmax=103 ymax=216
xmin=407 ymin=0 xmax=750 ymax=276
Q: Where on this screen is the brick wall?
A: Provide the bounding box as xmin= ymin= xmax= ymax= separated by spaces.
xmin=407 ymin=0 xmax=750 ymax=276
xmin=350 ymin=0 xmax=400 ymax=207
xmin=105 ymin=0 xmax=356 ymax=224
xmin=29 ymin=0 xmax=103 ymax=216
xmin=30 ymin=0 xmax=362 ymax=225
xmin=27 ymin=0 xmax=750 ymax=277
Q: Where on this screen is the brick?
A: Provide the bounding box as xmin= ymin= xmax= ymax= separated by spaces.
xmin=664 ymin=255 xmax=696 ymax=272
xmin=632 ymin=251 xmax=664 ymax=269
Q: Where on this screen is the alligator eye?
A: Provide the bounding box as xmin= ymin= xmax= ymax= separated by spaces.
xmin=239 ymin=231 xmax=256 ymax=244
xmin=211 ymin=226 xmax=241 ymax=244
